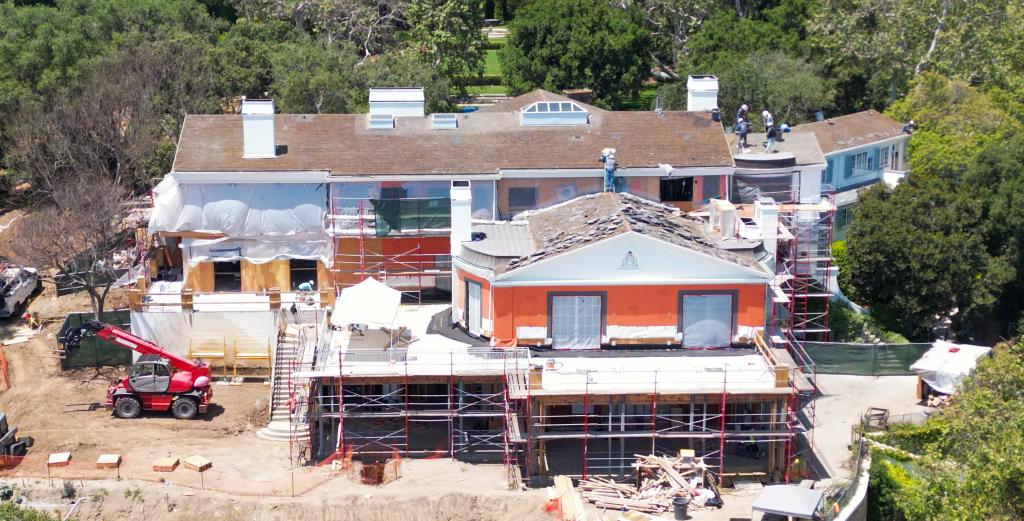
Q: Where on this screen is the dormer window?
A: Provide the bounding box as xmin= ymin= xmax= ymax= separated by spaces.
xmin=522 ymin=101 xmax=589 ymax=126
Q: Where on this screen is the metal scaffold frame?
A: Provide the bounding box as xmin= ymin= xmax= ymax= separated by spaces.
xmin=326 ymin=190 xmax=454 ymax=304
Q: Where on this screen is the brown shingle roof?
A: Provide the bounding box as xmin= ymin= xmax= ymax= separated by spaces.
xmin=791 ymin=110 xmax=905 ymax=154
xmin=464 ymin=192 xmax=765 ymax=274
xmin=171 ymin=93 xmax=733 ymax=175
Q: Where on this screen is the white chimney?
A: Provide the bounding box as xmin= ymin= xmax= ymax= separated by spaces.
xmin=708 ymin=199 xmax=736 ymax=240
xmin=241 ymin=99 xmax=276 ymax=158
xmin=686 ymin=75 xmax=719 ymax=112
xmin=755 ymin=198 xmax=780 ymax=257
xmin=450 ymin=180 xmax=473 ymax=259
xmin=369 ymin=87 xmax=425 ymax=118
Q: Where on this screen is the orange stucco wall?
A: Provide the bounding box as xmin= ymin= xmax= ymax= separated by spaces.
xmin=334 ymin=235 xmax=449 ymax=286
xmin=483 ymin=281 xmax=766 ymax=345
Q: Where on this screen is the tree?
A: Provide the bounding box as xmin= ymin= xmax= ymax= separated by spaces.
xmin=658 ymin=49 xmax=830 ymax=126
xmin=6 ymin=38 xmax=219 ymax=195
xmin=624 ymin=0 xmax=721 ymax=75
xmin=0 ymin=503 xmax=58 ymax=521
xmin=270 ymin=39 xmax=361 ymax=113
xmin=405 ymin=0 xmax=487 ymax=88
xmin=10 ymin=175 xmax=129 ymax=319
xmin=500 ymin=0 xmax=653 ymax=107
xmin=213 ymin=18 xmax=303 ymax=99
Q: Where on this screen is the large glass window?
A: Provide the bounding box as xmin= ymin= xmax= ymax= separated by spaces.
xmin=659 ymin=177 xmax=693 ymax=202
xmin=471 ymin=180 xmax=495 ymax=220
xmin=680 ymin=293 xmax=734 ymax=348
xmin=550 ymin=294 xmax=603 ymax=350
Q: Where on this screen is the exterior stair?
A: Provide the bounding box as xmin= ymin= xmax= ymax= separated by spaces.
xmin=257 ymin=324 xmax=311 ymax=442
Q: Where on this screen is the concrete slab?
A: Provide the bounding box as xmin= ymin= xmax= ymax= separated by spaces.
xmin=811 ymin=374 xmax=927 ymax=479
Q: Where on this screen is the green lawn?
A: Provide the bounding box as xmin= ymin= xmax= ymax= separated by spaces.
xmin=484 ymin=49 xmax=502 ymax=76
xmin=618 ymin=84 xmax=660 ymax=111
xmin=466 ymin=84 xmax=507 ymax=95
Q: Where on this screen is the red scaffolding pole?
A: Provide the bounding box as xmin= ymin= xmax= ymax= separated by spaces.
xmin=719 ymin=367 xmax=727 ymax=479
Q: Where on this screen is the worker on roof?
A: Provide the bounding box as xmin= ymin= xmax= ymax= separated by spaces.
xmin=298 ymin=280 xmax=315 ymax=292
xmin=762 ymin=109 xmax=776 ymax=152
xmin=736 ymin=118 xmax=751 ymax=151
xmin=736 ymin=103 xmax=748 ymax=124
xmin=902 ymin=120 xmax=915 ymax=135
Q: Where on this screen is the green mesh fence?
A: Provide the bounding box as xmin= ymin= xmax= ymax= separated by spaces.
xmin=805 ymin=342 xmax=932 ymax=375
xmin=372 ymin=197 xmax=451 ymax=236
xmin=57 ymin=310 xmax=132 ymax=369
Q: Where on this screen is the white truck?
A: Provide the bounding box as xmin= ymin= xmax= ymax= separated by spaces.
xmin=0 ymin=266 xmax=40 ymax=318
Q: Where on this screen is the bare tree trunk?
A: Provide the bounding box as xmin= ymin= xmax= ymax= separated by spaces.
xmin=915 ymin=0 xmax=953 ymax=76
xmin=734 ymin=0 xmax=743 ymax=17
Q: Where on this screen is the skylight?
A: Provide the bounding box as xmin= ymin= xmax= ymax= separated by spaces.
xmin=368 ymin=113 xmax=395 ymax=130
xmin=522 ymin=101 xmax=589 ymax=126
xmin=431 ymin=113 xmax=458 ymax=129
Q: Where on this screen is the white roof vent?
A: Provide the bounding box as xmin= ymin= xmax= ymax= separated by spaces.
xmin=431 ymin=113 xmax=458 ymax=130
xmin=686 ymin=75 xmax=719 ymax=112
xmin=369 ymin=87 xmax=425 ymax=118
xmin=368 ymin=113 xmax=395 ymax=130
xmin=522 ymin=101 xmax=588 ymax=126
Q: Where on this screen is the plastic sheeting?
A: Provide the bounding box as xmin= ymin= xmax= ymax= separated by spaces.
xmin=331 ymin=277 xmax=401 ymax=328
xmin=805 ymin=342 xmax=932 ymax=375
xmin=129 ymin=310 xmax=278 ymax=365
xmin=752 ymin=485 xmax=823 ymax=519
xmin=182 ymin=236 xmax=332 ymax=267
xmin=149 ymin=178 xmax=328 ymax=237
xmin=910 ymin=340 xmax=991 ymax=394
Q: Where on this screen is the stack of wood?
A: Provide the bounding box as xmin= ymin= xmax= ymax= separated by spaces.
xmin=576 ymin=454 xmax=721 ymax=515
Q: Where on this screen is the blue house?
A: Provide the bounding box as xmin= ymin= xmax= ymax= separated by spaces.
xmin=792 ymin=111 xmax=909 ymax=240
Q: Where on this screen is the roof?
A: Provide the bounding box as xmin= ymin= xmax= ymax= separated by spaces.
xmin=791 ymin=110 xmax=905 ymax=154
xmin=752 ymin=485 xmax=823 ymax=519
xmin=462 ymin=192 xmax=764 ymax=273
xmin=727 ymin=132 xmax=826 ymax=166
xmin=171 ymin=89 xmax=734 ymax=175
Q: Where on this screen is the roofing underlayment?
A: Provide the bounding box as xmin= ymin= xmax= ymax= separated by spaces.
xmin=791 ymin=110 xmax=904 ymax=154
xmin=171 ymin=90 xmax=733 ymax=175
xmin=462 ymin=192 xmax=764 ymax=273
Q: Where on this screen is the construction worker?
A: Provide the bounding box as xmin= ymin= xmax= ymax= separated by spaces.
xmin=297 ymin=280 xmax=315 ymax=292
xmin=736 ymin=118 xmax=751 ymax=151
xmin=902 ymin=120 xmax=915 ymax=135
xmin=22 ymin=313 xmax=40 ymax=331
xmin=762 ymin=109 xmax=776 ymax=152
xmin=736 ymin=103 xmax=748 ymax=124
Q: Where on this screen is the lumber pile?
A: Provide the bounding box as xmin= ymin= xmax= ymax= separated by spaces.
xmin=576 ymin=454 xmax=722 ymax=515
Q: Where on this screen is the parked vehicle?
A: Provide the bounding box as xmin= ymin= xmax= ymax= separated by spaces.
xmin=0 ymin=266 xmax=40 ymax=318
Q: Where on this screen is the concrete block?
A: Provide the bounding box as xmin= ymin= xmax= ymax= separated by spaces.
xmin=47 ymin=452 xmax=71 ymax=468
xmin=153 ymin=457 xmax=179 ymax=472
xmin=183 ymin=455 xmax=212 ymax=472
xmin=96 ymin=454 xmax=121 ymax=469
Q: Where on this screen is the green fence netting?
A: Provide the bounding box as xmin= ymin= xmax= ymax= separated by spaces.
xmin=805 ymin=342 xmax=932 ymax=376
xmin=56 ymin=310 xmax=132 ymax=369
xmin=372 ymin=197 xmax=451 ymax=236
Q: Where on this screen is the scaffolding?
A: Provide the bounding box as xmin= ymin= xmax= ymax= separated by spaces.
xmin=503 ymin=362 xmax=798 ymax=485
xmin=327 ymin=190 xmax=454 ymax=303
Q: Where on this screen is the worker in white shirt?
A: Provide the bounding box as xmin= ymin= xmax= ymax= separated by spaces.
xmin=762 ymin=109 xmax=776 ymax=152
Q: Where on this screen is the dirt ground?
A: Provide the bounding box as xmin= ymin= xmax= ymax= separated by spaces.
xmin=0 ymin=285 xmax=548 ymax=520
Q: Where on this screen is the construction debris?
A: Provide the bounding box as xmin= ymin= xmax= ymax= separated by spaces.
xmin=576 ymin=454 xmax=722 ymax=515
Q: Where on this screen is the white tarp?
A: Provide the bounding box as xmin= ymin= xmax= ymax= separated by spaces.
xmin=752 ymin=485 xmax=823 ymax=519
xmin=910 ymin=339 xmax=991 ymax=394
xmin=331 ymin=278 xmax=401 ymax=328
xmin=130 ymin=310 xmax=278 ymax=365
xmin=181 ymin=236 xmax=332 ymax=267
xmin=149 ymin=177 xmax=328 ymax=237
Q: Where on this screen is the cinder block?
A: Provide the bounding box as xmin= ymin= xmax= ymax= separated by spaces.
xmin=47 ymin=452 xmax=71 ymax=468
xmin=153 ymin=457 xmax=179 ymax=472
xmin=96 ymin=454 xmax=121 ymax=469
xmin=183 ymin=455 xmax=212 ymax=472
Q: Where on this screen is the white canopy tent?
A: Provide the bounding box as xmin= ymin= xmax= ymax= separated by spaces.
xmin=330 ymin=278 xmax=402 ymax=329
xmin=751 ymin=485 xmax=823 ymax=520
xmin=910 ymin=339 xmax=991 ymax=394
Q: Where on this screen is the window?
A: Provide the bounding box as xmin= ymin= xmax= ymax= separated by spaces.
xmin=845 ymin=152 xmax=870 ymax=179
xmin=289 ymin=259 xmax=318 ymax=291
xmin=213 ymin=261 xmax=241 ymax=291
xmin=522 ymin=101 xmax=589 ymax=125
xmin=431 ymin=113 xmax=458 ymax=129
xmin=466 ymin=280 xmax=483 ymax=335
xmin=680 ymin=292 xmax=735 ymax=348
xmin=508 ymin=187 xmax=538 ymax=211
xmin=823 ymin=158 xmax=835 ymax=187
xmin=880 ymin=145 xmax=891 ymax=169
xmin=368 ymin=113 xmax=394 ymax=130
xmin=471 ymin=180 xmax=496 ymax=219
xmin=549 ymin=294 xmax=604 ymax=350
xmin=701 ymin=176 xmax=722 ymax=201
xmin=890 ymin=146 xmax=901 ymax=170
xmin=659 ymin=177 xmax=693 ymax=202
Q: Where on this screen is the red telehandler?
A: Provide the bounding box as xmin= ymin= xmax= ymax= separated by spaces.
xmin=65 ymin=321 xmax=213 ymax=419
